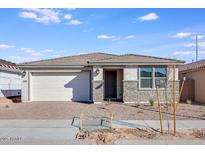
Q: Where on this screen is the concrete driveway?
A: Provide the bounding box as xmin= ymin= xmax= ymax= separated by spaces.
xmin=0 ymin=120 xmax=92 ymax=145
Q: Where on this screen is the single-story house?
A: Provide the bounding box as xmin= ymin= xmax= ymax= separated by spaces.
xmin=179 ymin=59 xmax=205 ymax=104
xmin=18 ymin=53 xmax=184 ymax=103
xmin=0 ymin=59 xmax=21 ymax=99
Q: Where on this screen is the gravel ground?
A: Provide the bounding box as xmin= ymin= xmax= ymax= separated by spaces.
xmin=0 ymin=102 xmax=205 ymax=120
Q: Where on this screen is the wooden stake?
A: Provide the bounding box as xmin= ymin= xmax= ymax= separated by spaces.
xmin=156 ymin=86 xmax=163 ymax=134
xmin=173 ymin=65 xmax=177 ymax=136
xmin=178 ymin=78 xmax=185 ymax=105
xmin=79 ymin=112 xmax=83 ymax=130
xmin=110 ymin=113 xmax=114 ymax=128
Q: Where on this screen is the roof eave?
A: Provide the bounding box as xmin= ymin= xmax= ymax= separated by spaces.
xmin=18 ymin=65 xmax=86 ymax=69
xmin=88 ymin=61 xmax=184 ymax=66
xmin=179 ymin=66 xmax=205 ymax=73
xmin=0 ymin=67 xmax=21 ymax=74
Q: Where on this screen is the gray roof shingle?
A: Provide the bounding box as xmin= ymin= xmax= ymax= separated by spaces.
xmin=18 ymin=52 xmax=184 ymax=67
xmin=179 ymin=59 xmax=205 ymax=72
xmin=89 ymin=54 xmax=184 ymax=64
xmin=19 ymin=52 xmax=116 ymax=66
xmin=0 ymin=59 xmax=20 ymax=73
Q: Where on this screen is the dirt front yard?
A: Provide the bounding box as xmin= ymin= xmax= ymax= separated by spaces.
xmin=0 ymin=101 xmax=205 ymax=120
xmin=76 ymin=128 xmax=205 ymax=144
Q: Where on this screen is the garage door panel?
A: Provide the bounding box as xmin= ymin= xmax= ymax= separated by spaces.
xmin=31 ymin=72 xmax=90 ymax=101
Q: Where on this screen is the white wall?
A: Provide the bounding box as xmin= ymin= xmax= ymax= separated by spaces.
xmin=21 ymin=69 xmax=91 ymax=102
xmin=21 ymin=71 xmax=30 ymax=102
xmin=0 ymin=70 xmax=21 ymax=97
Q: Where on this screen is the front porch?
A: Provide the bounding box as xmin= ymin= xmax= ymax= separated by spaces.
xmin=104 ymin=69 xmax=123 ymax=101
xmin=92 ymin=67 xmax=123 ymax=103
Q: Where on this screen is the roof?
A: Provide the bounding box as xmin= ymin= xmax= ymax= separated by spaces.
xmin=88 ymin=54 xmax=184 ymax=64
xmin=18 ymin=52 xmax=184 ymax=67
xmin=0 ymin=59 xmax=21 ymax=73
xmin=19 ymin=52 xmax=116 ymax=66
xmin=179 ymin=59 xmax=205 ymax=72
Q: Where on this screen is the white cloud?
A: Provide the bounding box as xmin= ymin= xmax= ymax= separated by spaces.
xmin=197 ymin=35 xmax=205 ymax=39
xmin=125 ymin=35 xmax=136 ymax=39
xmin=64 ymin=14 xmax=72 ymax=20
xmin=173 ymin=50 xmax=205 ymax=56
xmin=65 ymin=8 xmax=76 ymax=10
xmin=184 ymin=43 xmax=194 ymax=48
xmin=8 ymin=56 xmax=41 ymax=63
xmin=19 ymin=8 xmax=60 ymax=24
xmin=19 ymin=12 xmax=37 ymax=19
xmin=138 ymin=12 xmax=159 ymax=21
xmin=173 ymin=33 xmax=205 ymax=39
xmin=77 ymin=52 xmax=86 ymax=55
xmin=97 ymin=34 xmax=137 ymax=41
xmin=173 ymin=51 xmax=194 ymax=56
xmin=69 ymin=19 xmax=82 ymax=25
xmin=19 ymin=9 xmax=82 ymax=26
xmin=0 ymin=44 xmax=15 ymax=49
xmin=190 ymin=34 xmax=205 ymax=39
xmin=19 ymin=47 xmax=43 ymax=56
xmin=41 ymin=49 xmax=53 ymax=53
xmin=51 ymin=54 xmax=61 ymax=58
xmin=172 ymin=32 xmax=192 ymax=39
xmin=97 ymin=34 xmax=115 ymax=40
xmin=184 ymin=41 xmax=205 ymax=48
xmin=199 ymin=42 xmax=205 ymax=48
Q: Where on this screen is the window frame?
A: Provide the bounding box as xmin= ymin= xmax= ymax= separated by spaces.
xmin=139 ymin=66 xmax=167 ymax=90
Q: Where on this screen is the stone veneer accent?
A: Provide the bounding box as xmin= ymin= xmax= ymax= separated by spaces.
xmin=123 ymin=80 xmax=179 ymax=103
xmin=123 ymin=81 xmax=138 ymax=103
xmin=92 ymin=80 xmax=104 ymax=103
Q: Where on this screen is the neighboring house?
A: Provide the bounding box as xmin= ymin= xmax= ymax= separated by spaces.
xmin=0 ymin=59 xmax=21 ymax=98
xmin=18 ymin=53 xmax=184 ymax=103
xmin=179 ymin=59 xmax=205 ymax=103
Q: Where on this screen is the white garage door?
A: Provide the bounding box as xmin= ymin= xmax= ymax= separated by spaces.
xmin=31 ymin=71 xmax=90 ymax=102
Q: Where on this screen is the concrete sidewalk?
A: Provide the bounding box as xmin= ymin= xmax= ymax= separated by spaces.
xmin=0 ymin=120 xmax=204 ymax=144
xmin=112 ymin=120 xmax=205 ymax=129
xmin=1 ymin=120 xmax=204 ymax=129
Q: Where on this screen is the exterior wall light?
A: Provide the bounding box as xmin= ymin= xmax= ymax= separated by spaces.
xmin=21 ymin=70 xmax=26 ymax=78
xmin=183 ymin=77 xmax=186 ymax=81
xmin=96 ymin=69 xmax=100 ymax=75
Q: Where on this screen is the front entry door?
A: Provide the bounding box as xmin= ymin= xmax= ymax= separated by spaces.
xmin=105 ymin=71 xmax=117 ymax=99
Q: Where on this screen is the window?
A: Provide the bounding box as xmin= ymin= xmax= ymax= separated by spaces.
xmin=140 ymin=67 xmax=167 ymax=89
xmin=140 ymin=67 xmax=153 ymax=88
xmin=155 ymin=67 xmax=167 ymax=88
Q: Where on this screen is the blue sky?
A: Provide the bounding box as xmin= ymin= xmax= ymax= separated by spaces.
xmin=0 ymin=8 xmax=205 ymax=63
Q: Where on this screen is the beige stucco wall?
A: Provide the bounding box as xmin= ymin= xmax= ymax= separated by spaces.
xmin=123 ymin=67 xmax=138 ymax=81
xmin=168 ymin=67 xmax=179 ymax=81
xmin=181 ymin=69 xmax=205 ymax=103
